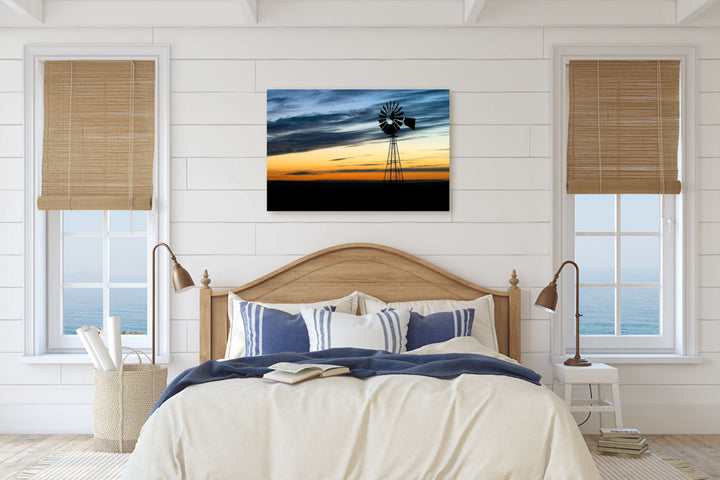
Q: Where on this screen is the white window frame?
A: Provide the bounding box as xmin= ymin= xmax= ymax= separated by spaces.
xmin=551 ymin=45 xmax=698 ymax=359
xmin=24 ymin=45 xmax=171 ymax=359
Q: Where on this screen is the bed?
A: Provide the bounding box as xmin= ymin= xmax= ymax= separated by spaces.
xmin=124 ymin=243 xmax=600 ymax=479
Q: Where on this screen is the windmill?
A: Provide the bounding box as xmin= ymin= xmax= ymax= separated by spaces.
xmin=378 ymin=101 xmax=416 ymax=183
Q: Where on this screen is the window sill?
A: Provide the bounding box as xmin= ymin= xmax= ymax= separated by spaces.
xmin=552 ymin=354 xmax=702 ymax=364
xmin=20 ymin=354 xmax=170 ymax=365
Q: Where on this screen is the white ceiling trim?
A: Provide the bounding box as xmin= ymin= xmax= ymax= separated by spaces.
xmin=1 ymin=0 xmax=42 ymax=23
xmin=1 ymin=0 xmax=720 ymax=27
xmin=677 ymin=0 xmax=720 ymax=23
xmin=464 ymin=0 xmax=487 ymax=24
xmin=237 ymin=0 xmax=257 ymax=24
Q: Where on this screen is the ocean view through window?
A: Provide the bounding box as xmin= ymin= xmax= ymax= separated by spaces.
xmin=61 ymin=210 xmax=149 ymax=336
xmin=575 ymin=195 xmax=662 ymax=336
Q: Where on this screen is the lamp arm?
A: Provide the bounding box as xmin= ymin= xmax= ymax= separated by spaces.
xmin=152 ymin=242 xmax=177 ymax=262
xmin=553 ymin=260 xmax=581 ymax=317
xmin=554 ymin=260 xmax=589 ymax=365
xmin=151 ymin=242 xmax=176 ymax=365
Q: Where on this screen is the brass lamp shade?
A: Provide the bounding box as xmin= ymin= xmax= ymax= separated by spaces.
xmin=171 ymin=261 xmax=195 ymax=293
xmin=534 ymin=282 xmax=558 ymax=313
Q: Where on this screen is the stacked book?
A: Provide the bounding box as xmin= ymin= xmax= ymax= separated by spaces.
xmin=597 ymin=428 xmax=648 ymax=456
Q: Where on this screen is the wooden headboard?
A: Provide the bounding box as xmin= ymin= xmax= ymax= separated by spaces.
xmin=199 ymin=243 xmax=521 ymax=363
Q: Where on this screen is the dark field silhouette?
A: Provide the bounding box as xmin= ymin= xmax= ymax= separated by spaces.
xmin=267 ymin=180 xmax=449 ymax=211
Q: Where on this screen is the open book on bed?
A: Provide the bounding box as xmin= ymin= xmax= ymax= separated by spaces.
xmin=263 ymin=362 xmax=350 ymax=385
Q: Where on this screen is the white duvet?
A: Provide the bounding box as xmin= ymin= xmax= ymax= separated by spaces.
xmin=125 ymin=338 xmax=600 ymax=479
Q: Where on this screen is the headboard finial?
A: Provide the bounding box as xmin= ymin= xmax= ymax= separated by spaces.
xmin=509 ymin=269 xmax=519 ymax=289
xmin=201 ymin=269 xmax=211 ymax=289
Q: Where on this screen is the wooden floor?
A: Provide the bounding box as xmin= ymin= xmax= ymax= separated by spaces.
xmin=0 ymin=434 xmax=718 ymax=479
xmin=0 ymin=434 xmax=94 ymax=480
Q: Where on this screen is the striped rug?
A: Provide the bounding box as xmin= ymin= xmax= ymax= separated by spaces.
xmin=592 ymin=450 xmax=712 ymax=480
xmin=8 ymin=451 xmax=130 ymax=480
xmin=8 ymin=449 xmax=712 ymax=480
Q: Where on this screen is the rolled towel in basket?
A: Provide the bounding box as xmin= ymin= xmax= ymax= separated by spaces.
xmin=78 ymin=326 xmax=116 ymax=371
xmin=107 ymin=316 xmax=122 ymax=370
xmin=76 ymin=326 xmax=102 ymax=370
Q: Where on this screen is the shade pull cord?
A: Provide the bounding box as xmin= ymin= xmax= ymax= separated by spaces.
xmin=596 ymin=61 xmax=602 ymax=194
xmin=568 ymin=63 xmax=574 ymax=192
xmin=657 ymin=61 xmax=666 ymax=195
xmin=128 ymin=61 xmax=136 ymax=211
xmin=66 ymin=61 xmax=74 ymax=210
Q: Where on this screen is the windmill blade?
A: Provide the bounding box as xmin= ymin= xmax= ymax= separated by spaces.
xmin=403 ymin=117 xmax=416 ymax=130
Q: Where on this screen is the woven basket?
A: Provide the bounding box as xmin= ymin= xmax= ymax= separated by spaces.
xmin=93 ymin=349 xmax=167 ymax=453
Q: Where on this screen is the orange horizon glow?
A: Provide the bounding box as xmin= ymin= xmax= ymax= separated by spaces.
xmin=267 ymin=136 xmax=449 ymax=182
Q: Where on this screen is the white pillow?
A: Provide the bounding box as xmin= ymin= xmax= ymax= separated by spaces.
xmin=301 ymin=308 xmax=411 ymax=353
xmin=225 ymin=291 xmax=358 ymax=359
xmin=405 ymin=337 xmax=519 ymax=365
xmin=358 ymin=292 xmax=498 ymax=352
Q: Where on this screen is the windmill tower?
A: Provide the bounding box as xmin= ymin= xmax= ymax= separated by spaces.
xmin=378 ymin=101 xmax=416 ymax=183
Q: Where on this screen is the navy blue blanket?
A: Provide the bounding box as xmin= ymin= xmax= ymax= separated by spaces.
xmin=153 ymin=348 xmax=541 ymax=414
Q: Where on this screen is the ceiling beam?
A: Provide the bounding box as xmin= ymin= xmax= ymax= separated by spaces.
xmin=464 ymin=0 xmax=487 ymax=24
xmin=677 ymin=0 xmax=720 ymax=23
xmin=237 ymin=0 xmax=257 ymax=24
xmin=0 ymin=0 xmax=42 ymax=23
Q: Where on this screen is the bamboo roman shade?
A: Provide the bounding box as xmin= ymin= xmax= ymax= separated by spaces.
xmin=37 ymin=60 xmax=155 ymax=210
xmin=567 ymin=60 xmax=681 ymax=195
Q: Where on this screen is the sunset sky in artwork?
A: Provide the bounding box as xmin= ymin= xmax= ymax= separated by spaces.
xmin=267 ymin=89 xmax=449 ymax=182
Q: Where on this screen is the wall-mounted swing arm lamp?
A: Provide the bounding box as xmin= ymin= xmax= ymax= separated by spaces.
xmin=535 ymin=260 xmax=591 ymax=367
xmin=152 ymin=242 xmax=195 ymax=364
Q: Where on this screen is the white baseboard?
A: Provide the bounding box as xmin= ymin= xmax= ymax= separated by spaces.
xmin=0 ymin=404 xmax=93 ymax=434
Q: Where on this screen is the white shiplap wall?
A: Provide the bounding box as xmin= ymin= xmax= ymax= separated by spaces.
xmin=0 ymin=26 xmax=718 ymax=433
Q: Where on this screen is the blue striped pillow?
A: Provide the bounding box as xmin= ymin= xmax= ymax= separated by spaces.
xmin=301 ymin=308 xmax=411 ymax=353
xmin=240 ymin=302 xmax=335 ymax=357
xmin=406 ymin=308 xmax=475 ymax=350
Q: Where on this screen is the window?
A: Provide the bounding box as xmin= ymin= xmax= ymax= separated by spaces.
xmin=24 ymin=46 xmax=170 ymax=358
xmin=570 ymin=194 xmax=675 ymax=351
xmin=47 ymin=211 xmax=150 ymax=351
xmin=552 ymin=46 xmax=697 ymax=357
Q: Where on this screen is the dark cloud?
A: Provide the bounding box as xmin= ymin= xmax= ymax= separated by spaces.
xmin=325 ymin=167 xmax=449 ymax=173
xmin=284 ymin=166 xmax=449 ymax=176
xmin=268 ymin=129 xmax=382 ymax=156
xmin=329 ymin=155 xmax=370 ymax=162
xmin=267 ymin=90 xmax=449 ymax=157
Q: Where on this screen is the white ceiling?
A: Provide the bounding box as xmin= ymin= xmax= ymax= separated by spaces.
xmin=1 ymin=0 xmax=720 ymax=27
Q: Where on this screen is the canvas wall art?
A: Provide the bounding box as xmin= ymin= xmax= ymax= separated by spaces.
xmin=267 ymin=89 xmax=450 ymax=211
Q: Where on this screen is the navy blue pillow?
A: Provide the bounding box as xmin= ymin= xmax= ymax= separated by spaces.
xmin=406 ymin=308 xmax=475 ymax=350
xmin=240 ymin=302 xmax=335 ymax=356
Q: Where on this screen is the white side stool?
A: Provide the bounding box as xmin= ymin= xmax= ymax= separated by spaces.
xmin=552 ymin=362 xmax=623 ymax=428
